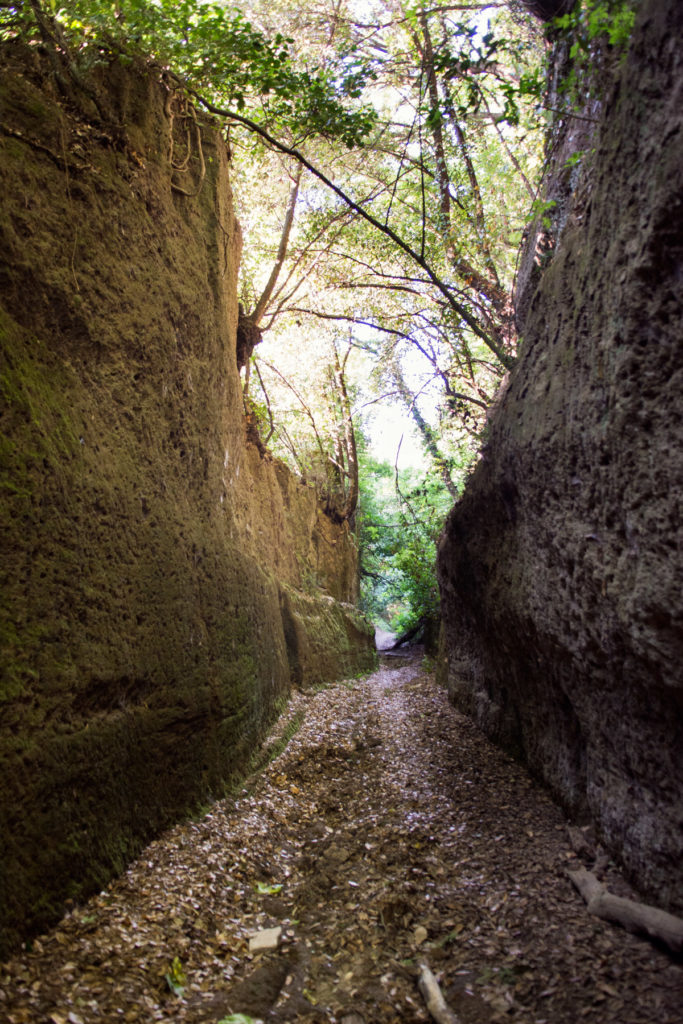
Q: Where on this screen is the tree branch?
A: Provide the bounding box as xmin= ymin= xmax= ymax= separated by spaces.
xmin=188 ymin=88 xmax=515 ymax=369
xmin=258 ymin=358 xmax=326 ymax=461
xmin=251 ymin=163 xmax=302 ymax=325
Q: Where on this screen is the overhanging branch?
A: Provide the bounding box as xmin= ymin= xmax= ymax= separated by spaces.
xmin=188 ymin=88 xmax=515 ymax=370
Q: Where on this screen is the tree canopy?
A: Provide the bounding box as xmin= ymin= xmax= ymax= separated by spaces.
xmin=2 ymin=0 xmax=634 ymax=632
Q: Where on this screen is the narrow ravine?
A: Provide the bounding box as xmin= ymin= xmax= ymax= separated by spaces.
xmin=2 ymin=653 xmax=680 ymax=1023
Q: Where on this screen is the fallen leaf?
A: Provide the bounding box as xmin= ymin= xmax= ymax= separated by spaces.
xmin=254 ymin=881 xmax=283 ymax=895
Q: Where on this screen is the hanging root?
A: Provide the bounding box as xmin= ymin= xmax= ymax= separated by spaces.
xmin=163 ymin=85 xmax=207 ymax=197
xmin=568 ymin=868 xmax=683 ymax=954
xmin=170 ymin=123 xmax=192 ymax=172
xmin=169 ymin=119 xmax=205 ymax=196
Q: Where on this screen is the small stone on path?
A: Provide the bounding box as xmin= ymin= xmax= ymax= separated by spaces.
xmin=248 ymin=926 xmax=282 ymax=953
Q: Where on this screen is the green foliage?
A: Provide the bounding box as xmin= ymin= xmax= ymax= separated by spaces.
xmin=389 ymin=470 xmax=452 ymax=637
xmin=552 ymin=0 xmax=636 ymax=104
xmin=357 ymin=451 xmax=453 ymax=637
xmin=164 ymin=955 xmax=187 ymax=997
xmin=530 ymin=196 xmax=557 ymax=230
xmin=218 ymin=1015 xmax=259 ymax=1024
xmin=428 ymin=16 xmax=545 ymax=128
xmin=563 ymin=150 xmax=584 ymax=169
xmin=3 ymin=1 xmax=377 ymax=146
xmin=554 ymin=0 xmax=636 ymax=51
xmin=431 ymin=1 xmax=635 ymax=129
xmin=357 ymin=455 xmax=398 ymax=623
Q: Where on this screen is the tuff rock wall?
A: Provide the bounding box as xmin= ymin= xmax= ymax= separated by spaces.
xmin=437 ymin=0 xmax=683 ymax=911
xmin=0 ymin=47 xmax=374 ymax=955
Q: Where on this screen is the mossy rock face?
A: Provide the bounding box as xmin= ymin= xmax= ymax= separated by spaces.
xmin=279 ymin=586 xmax=376 ymax=687
xmin=0 ymin=49 xmax=373 ymax=956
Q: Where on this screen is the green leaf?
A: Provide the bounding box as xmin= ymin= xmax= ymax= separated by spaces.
xmin=563 ymin=150 xmax=584 ymax=169
xmin=165 ymin=974 xmax=184 ymax=997
xmin=254 ymin=881 xmax=283 ymax=894
xmin=164 ymin=955 xmax=186 ymax=996
xmin=218 ymin=1015 xmax=260 ymax=1024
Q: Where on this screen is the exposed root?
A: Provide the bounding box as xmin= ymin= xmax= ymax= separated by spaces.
xmin=170 ymin=123 xmax=192 ymax=172
xmin=568 ymin=867 xmax=683 ymax=954
xmin=28 ymin=0 xmax=105 ymax=120
xmin=0 ymin=122 xmax=88 ymax=173
xmin=163 ymin=86 xmax=207 ymax=198
xmin=417 ymin=960 xmax=462 ymax=1024
xmin=169 ymin=120 xmax=205 ymax=197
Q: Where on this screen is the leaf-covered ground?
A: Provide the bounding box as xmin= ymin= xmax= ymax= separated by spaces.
xmin=1 ymin=652 xmax=681 ymax=1023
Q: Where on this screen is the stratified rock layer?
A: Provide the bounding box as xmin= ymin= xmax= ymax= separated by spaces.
xmin=437 ymin=0 xmax=683 ymax=911
xmin=0 ymin=49 xmax=374 ymax=955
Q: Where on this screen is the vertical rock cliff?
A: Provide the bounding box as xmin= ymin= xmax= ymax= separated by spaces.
xmin=438 ymin=0 xmax=683 ymax=911
xmin=0 ymin=47 xmax=374 ymax=955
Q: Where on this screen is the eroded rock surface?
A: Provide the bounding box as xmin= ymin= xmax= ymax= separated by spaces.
xmin=437 ymin=0 xmax=683 ymax=911
xmin=0 ymin=47 xmax=374 ymax=955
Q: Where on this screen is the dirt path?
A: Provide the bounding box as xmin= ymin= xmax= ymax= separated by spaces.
xmin=2 ymin=653 xmax=681 ymax=1023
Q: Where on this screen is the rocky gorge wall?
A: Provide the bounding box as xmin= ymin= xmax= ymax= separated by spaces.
xmin=0 ymin=47 xmax=374 ymax=956
xmin=437 ymin=0 xmax=683 ymax=911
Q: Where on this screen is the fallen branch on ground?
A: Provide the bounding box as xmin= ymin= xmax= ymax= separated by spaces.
xmin=417 ymin=960 xmax=461 ymax=1024
xmin=567 ymin=867 xmax=683 ymax=954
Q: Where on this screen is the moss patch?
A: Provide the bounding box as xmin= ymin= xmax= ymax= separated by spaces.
xmin=0 ymin=50 xmax=375 ymax=958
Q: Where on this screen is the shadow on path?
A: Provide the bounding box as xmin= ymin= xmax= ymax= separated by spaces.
xmin=1 ymin=653 xmax=681 ymax=1023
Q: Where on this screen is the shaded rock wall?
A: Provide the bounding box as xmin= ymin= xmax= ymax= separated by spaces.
xmin=0 ymin=49 xmax=374 ymax=956
xmin=437 ymin=0 xmax=683 ymax=911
